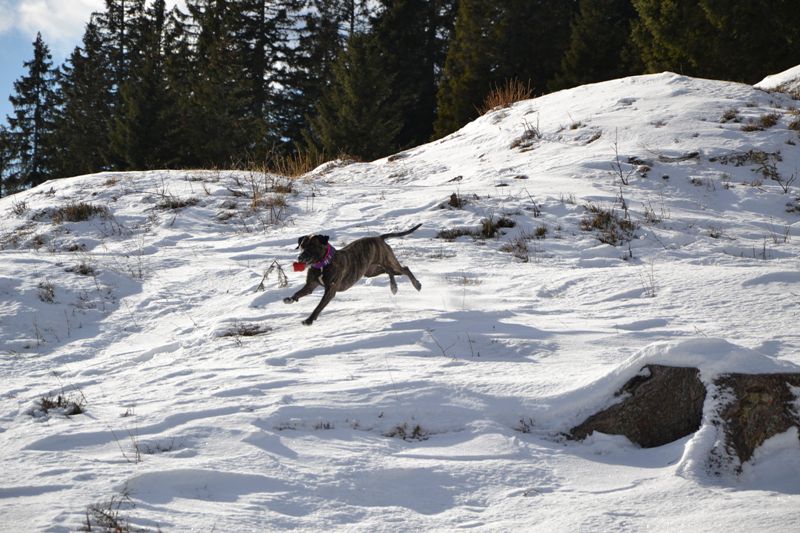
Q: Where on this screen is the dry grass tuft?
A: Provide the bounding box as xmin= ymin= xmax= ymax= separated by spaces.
xmin=156 ymin=197 xmax=199 ymax=210
xmin=385 ymin=422 xmax=428 ymax=441
xmin=52 ymin=202 xmax=109 ymax=223
xmin=479 ymin=79 xmax=533 ymax=115
xmin=34 ymin=390 xmax=86 ymax=417
xmin=266 ymin=150 xmax=327 ymax=178
xmin=580 ymin=203 xmax=636 ymax=246
xmin=759 ymin=112 xmax=780 ymax=128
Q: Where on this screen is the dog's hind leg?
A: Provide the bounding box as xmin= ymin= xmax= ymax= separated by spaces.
xmin=383 ymin=251 xmax=422 ymax=292
xmin=399 ymin=266 xmax=422 ymax=291
xmin=365 ymin=265 xmax=397 ymax=294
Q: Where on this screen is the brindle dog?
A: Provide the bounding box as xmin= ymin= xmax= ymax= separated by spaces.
xmin=284 ymin=224 xmax=423 ymax=325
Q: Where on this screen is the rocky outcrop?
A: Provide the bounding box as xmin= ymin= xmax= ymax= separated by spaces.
xmin=569 ymin=365 xmax=800 ymax=471
xmin=569 ymin=365 xmax=706 ymax=448
xmin=715 ymin=373 xmax=800 ymax=466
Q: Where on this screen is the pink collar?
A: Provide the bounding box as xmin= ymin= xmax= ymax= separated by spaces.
xmin=312 ymin=244 xmax=335 ymax=269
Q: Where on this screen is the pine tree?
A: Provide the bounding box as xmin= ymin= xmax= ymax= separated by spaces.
xmin=0 ymin=125 xmax=12 ymax=196
xmin=280 ymin=0 xmax=381 ymax=154
xmin=699 ymin=0 xmax=800 ymax=83
xmin=370 ymin=0 xmax=438 ymax=149
xmin=95 ymin=0 xmax=147 ymax=168
xmin=161 ymin=6 xmax=195 ymax=166
xmin=94 ymin=0 xmax=147 ymax=96
xmin=434 ymin=0 xmax=576 ymax=137
xmin=281 ymin=0 xmax=349 ymax=152
xmin=494 ymin=0 xmax=576 ymax=89
xmin=433 ymin=0 xmax=503 ymax=137
xmin=6 ymin=33 xmax=60 ymax=188
xmin=56 ymin=19 xmax=115 ymax=177
xmin=110 ymin=0 xmax=173 ymax=169
xmin=629 ymin=0 xmax=716 ymax=78
xmin=337 ymin=0 xmax=372 ymax=38
xmin=550 ymin=0 xmax=641 ymax=90
xmin=431 ymin=0 xmax=459 ymax=82
xmin=307 ymin=32 xmax=402 ymax=160
xmin=233 ymin=0 xmax=295 ymax=157
xmin=632 ymin=0 xmax=800 ymax=83
xmin=183 ymin=0 xmax=250 ymax=166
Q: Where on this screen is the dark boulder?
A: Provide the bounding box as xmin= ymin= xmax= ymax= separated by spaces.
xmin=569 ymin=364 xmax=706 ymax=447
xmin=715 ymin=373 xmax=800 ymax=467
xmin=569 ymin=364 xmax=800 ymax=472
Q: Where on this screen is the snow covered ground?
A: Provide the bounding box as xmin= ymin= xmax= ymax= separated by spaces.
xmin=2 ymin=71 xmax=800 ymax=531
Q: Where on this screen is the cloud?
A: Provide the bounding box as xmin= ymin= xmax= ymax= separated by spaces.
xmin=0 ymin=0 xmax=103 ymax=53
xmin=3 ymin=1 xmax=184 ymax=53
xmin=0 ymin=1 xmax=15 ymax=34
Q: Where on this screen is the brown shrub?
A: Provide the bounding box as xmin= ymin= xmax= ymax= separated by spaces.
xmin=52 ymin=202 xmax=109 ymax=223
xmin=479 ymin=79 xmax=533 ymax=114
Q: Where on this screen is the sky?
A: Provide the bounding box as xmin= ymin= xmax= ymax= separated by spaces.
xmin=0 ymin=0 xmax=185 ymax=124
xmin=0 ymin=0 xmax=107 ymax=121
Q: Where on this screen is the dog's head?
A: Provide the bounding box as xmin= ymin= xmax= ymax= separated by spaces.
xmin=296 ymin=234 xmax=329 ymax=264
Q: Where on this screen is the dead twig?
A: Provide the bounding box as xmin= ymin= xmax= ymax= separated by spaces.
xmin=256 ymin=260 xmax=288 ymax=291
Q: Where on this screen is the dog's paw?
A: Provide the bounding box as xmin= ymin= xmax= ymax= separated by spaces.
xmin=302 ymin=318 xmax=313 ymax=326
xmin=283 ymin=297 xmax=296 ymax=304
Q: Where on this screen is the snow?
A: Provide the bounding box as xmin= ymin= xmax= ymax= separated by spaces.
xmin=755 ymin=64 xmax=800 ymax=93
xmin=2 ymin=71 xmax=800 ymax=531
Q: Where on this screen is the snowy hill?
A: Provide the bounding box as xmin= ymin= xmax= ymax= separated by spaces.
xmin=2 ymin=71 xmax=800 ymax=531
xmin=756 ymin=64 xmax=800 ymax=95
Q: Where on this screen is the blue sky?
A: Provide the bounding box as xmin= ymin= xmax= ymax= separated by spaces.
xmin=0 ymin=33 xmax=69 ymax=122
xmin=1 ymin=0 xmax=104 ymax=122
xmin=1 ymin=1 xmax=189 ymax=126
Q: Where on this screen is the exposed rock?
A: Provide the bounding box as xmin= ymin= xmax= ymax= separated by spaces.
xmin=569 ymin=364 xmax=706 ymax=447
xmin=715 ymin=373 xmax=800 ymax=466
xmin=569 ymin=365 xmax=800 ymax=472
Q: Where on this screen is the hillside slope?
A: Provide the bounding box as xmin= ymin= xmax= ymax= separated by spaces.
xmin=1 ymin=72 xmax=800 ymax=531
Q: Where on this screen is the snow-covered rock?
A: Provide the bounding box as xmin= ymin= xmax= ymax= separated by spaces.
xmin=755 ymin=63 xmax=800 ymax=94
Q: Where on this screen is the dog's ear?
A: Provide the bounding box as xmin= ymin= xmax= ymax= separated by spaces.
xmin=296 ymin=236 xmax=307 ymax=250
xmin=320 ymin=235 xmax=329 ymax=245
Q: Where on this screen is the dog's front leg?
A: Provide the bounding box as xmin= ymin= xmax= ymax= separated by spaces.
xmin=303 ymin=287 xmax=337 ymax=326
xmin=284 ymin=276 xmax=319 ymax=304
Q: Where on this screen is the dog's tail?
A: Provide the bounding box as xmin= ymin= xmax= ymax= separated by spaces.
xmin=380 ymin=223 xmax=422 ymax=240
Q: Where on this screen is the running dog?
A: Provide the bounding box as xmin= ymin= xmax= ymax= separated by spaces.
xmin=284 ymin=224 xmax=422 ymax=325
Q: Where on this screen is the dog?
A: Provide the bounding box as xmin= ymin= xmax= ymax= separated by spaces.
xmin=284 ymin=224 xmax=422 ymax=325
